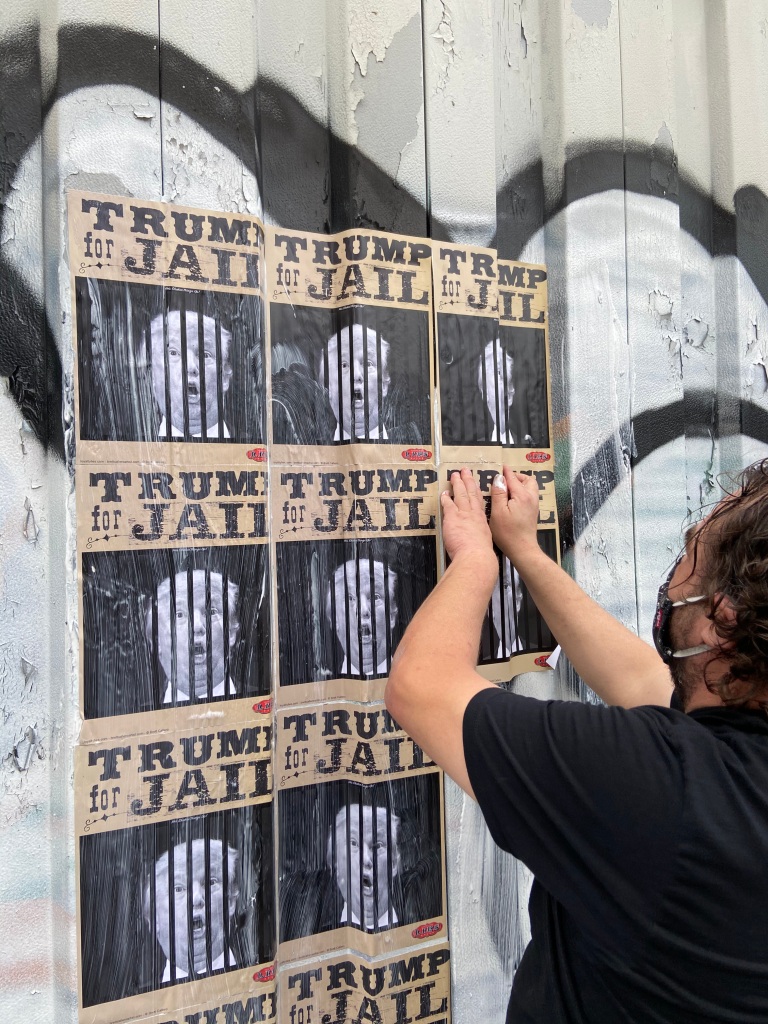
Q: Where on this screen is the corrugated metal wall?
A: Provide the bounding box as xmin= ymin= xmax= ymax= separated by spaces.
xmin=1 ymin=1 xmax=767 ymax=1021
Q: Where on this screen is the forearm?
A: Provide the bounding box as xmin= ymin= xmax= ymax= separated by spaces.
xmin=507 ymin=539 xmax=672 ymax=707
xmin=391 ymin=552 xmax=499 ymax=678
xmin=385 ymin=551 xmax=498 ymax=794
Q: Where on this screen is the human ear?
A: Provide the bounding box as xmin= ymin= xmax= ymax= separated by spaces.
xmin=707 ymin=593 xmax=737 ymax=646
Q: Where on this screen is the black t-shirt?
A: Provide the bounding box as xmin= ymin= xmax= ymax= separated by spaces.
xmin=463 ymin=688 xmax=768 ymax=1023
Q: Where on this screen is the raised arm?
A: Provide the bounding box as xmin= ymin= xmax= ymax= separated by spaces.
xmin=385 ymin=469 xmax=499 ymax=797
xmin=490 ymin=468 xmax=672 ymax=708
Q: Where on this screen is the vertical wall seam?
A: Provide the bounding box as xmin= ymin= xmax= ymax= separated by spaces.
xmin=157 ymin=0 xmax=165 ymax=197
xmin=615 ymin=0 xmax=643 ymax=639
xmin=419 ymin=0 xmax=433 ymax=239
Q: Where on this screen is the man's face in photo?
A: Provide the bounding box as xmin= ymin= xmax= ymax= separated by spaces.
xmin=151 ymin=570 xmax=239 ymax=699
xmin=149 ymin=839 xmax=238 ymax=976
xmin=150 ymin=311 xmax=232 ymax=436
xmin=491 ymin=559 xmax=523 ymax=657
xmin=327 ymin=559 xmax=398 ymax=676
xmin=329 ymin=804 xmax=400 ymax=930
xmin=478 ymin=338 xmax=515 ymax=440
xmin=323 ymin=325 xmax=390 ymax=438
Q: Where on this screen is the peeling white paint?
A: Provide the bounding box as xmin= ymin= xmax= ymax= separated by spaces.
xmin=348 ymin=2 xmax=413 ymax=76
xmin=354 ymin=12 xmax=426 ymax=202
xmin=650 ymin=289 xmax=674 ymax=318
xmin=20 ymin=658 xmax=36 ymax=687
xmin=344 ymin=0 xmax=417 ymax=146
xmin=22 ymin=498 xmax=39 ymax=543
xmin=432 ymin=2 xmax=458 ymax=92
xmin=684 ymin=317 xmax=710 ymax=349
xmin=12 ymin=725 xmax=40 ymax=772
xmin=571 ymin=0 xmax=613 ymax=30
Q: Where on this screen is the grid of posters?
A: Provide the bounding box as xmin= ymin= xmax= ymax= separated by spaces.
xmin=69 ymin=190 xmax=558 ymax=1024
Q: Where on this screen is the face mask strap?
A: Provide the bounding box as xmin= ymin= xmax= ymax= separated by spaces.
xmin=671 ymin=643 xmax=713 ymax=659
xmin=671 ymin=594 xmax=707 ymax=609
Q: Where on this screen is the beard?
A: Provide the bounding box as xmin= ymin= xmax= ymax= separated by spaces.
xmin=668 ymin=602 xmax=707 ymax=708
xmin=669 ymin=657 xmax=698 ymax=708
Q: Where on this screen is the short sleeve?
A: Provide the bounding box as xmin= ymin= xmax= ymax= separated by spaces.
xmin=463 ymin=688 xmax=686 ymax=948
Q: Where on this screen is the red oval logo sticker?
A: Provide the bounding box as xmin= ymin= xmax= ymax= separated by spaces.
xmin=526 ymin=451 xmax=551 ymax=463
xmin=402 ymin=448 xmax=432 ymax=462
xmin=534 ymin=656 xmax=550 ymax=668
xmin=247 ymin=447 xmax=267 ymax=462
xmin=412 ymin=922 xmax=443 ymax=939
xmin=253 ymin=964 xmax=276 ymax=983
xmin=253 ymin=699 xmax=273 ymax=714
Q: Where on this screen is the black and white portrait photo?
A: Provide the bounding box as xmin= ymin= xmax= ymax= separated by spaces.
xmin=478 ymin=532 xmax=558 ymax=664
xmin=146 ymin=836 xmax=239 ymax=983
xmin=276 ymin=537 xmax=437 ymax=687
xmin=76 ymin=278 xmax=265 ymax=443
xmin=438 ymin=313 xmax=549 ymax=447
xmin=271 ymin=303 xmax=431 ymax=446
xmin=82 ymin=545 xmax=269 ymax=718
xmin=79 ymin=806 xmax=273 ymax=1007
xmin=279 ymin=777 xmax=442 ymax=942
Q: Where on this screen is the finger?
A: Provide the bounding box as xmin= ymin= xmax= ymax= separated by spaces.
xmin=450 ymin=470 xmax=470 ymax=510
xmin=503 ymin=466 xmax=531 ymax=497
xmin=490 ymin=471 xmax=509 ymax=519
xmin=460 ymin=467 xmax=482 ymax=510
xmin=439 ymin=490 xmax=455 ymax=514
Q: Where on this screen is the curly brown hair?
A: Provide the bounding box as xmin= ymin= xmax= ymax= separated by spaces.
xmin=692 ymin=459 xmax=768 ymax=709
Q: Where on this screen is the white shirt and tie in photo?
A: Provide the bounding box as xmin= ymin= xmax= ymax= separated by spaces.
xmin=157 ymin=416 xmax=231 ymax=439
xmin=161 ymin=949 xmax=237 ymax=983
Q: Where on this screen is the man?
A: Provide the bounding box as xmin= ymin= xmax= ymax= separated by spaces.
xmin=279 ymin=793 xmax=404 ymax=940
xmin=319 ymin=324 xmax=390 ymax=441
xmin=478 ymin=337 xmax=515 ymax=444
xmin=144 ymin=838 xmax=239 ymax=983
xmin=146 ymin=569 xmax=240 ymax=703
xmin=326 ymin=558 xmax=398 ymax=678
xmin=150 ymin=309 xmax=232 ymax=438
xmin=329 ymin=801 xmax=402 ymax=931
xmin=387 ymin=463 xmax=768 ymax=1022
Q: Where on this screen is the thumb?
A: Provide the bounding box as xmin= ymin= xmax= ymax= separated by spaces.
xmin=489 ymin=472 xmax=508 ymax=519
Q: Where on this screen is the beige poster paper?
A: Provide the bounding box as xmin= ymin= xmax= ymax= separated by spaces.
xmin=265 ymin=222 xmax=440 ymax=713
xmin=279 ymin=945 xmax=451 ymax=1024
xmin=69 ymin=191 xmax=264 ymax=293
xmin=498 ymin=259 xmax=548 ymax=328
xmin=273 ymin=456 xmax=437 ymax=542
xmin=277 ymin=771 xmax=447 ymax=961
xmin=76 ymin=712 xmax=272 ymax=836
xmin=273 ymin=531 xmax=437 ymax=708
xmin=276 ymin=701 xmax=436 ymax=791
xmin=69 ymin=189 xmax=563 ymax=1024
xmin=78 ymin=963 xmax=277 ymax=1024
xmin=77 ymin=444 xmax=268 ymax=553
xmin=69 ymin=191 xmax=276 ymax=1024
xmin=434 ymin=242 xmax=499 ymax=319
xmin=433 ymin=246 xmax=558 ymax=682
xmin=77 ymin=797 xmax=276 ymax=1024
xmin=434 ymin=248 xmax=551 ymax=456
xmin=69 ymin=196 xmax=273 ymax=723
xmin=266 ymin=226 xmax=435 ymax=465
